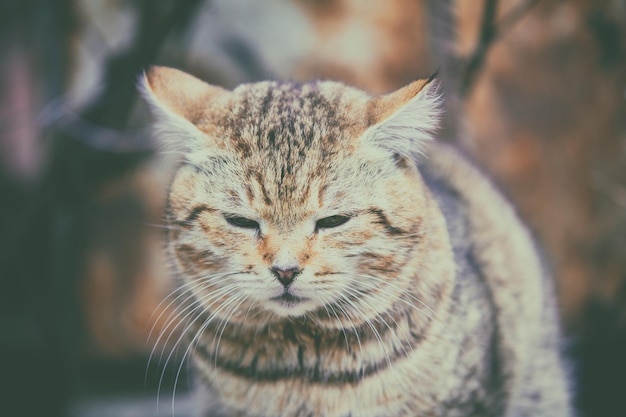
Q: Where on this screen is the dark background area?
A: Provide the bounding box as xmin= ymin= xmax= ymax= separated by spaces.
xmin=0 ymin=1 xmax=624 ymax=416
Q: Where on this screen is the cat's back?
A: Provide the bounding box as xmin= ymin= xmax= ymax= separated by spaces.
xmin=420 ymin=142 xmax=573 ymax=417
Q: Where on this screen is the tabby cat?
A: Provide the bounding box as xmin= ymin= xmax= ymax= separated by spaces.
xmin=141 ymin=66 xmax=572 ymax=417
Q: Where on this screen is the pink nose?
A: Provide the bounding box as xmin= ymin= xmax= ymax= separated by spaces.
xmin=271 ymin=267 xmax=301 ymax=287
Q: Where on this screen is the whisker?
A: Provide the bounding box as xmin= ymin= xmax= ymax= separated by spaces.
xmin=151 ymin=277 xmax=241 ymax=369
xmin=151 ymin=270 xmax=253 ymax=361
xmin=351 ymin=273 xmax=446 ymax=326
xmin=211 ymin=294 xmax=249 ymax=397
xmin=146 ymin=280 xmax=210 ymax=383
xmin=157 ymin=282 xmax=241 ymax=364
xmin=146 ymin=275 xmax=224 ymax=346
xmin=344 ymin=285 xmax=413 ymax=360
xmin=172 ymin=293 xmax=245 ymax=414
xmin=143 ymin=222 xmax=181 ymax=231
xmin=170 ymin=289 xmax=245 ymax=413
xmin=330 ymin=298 xmax=365 ymax=376
xmin=153 ymin=277 xmax=239 ymax=367
xmin=317 ymin=291 xmax=351 ymax=354
xmin=340 ymin=286 xmax=393 ymax=370
xmin=154 ymin=289 xmax=223 ymax=405
xmin=159 ymin=284 xmax=241 ymax=410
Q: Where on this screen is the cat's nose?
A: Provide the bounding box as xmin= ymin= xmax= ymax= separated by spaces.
xmin=271 ymin=267 xmax=301 ymax=288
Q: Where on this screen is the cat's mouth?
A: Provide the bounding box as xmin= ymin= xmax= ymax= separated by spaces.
xmin=270 ymin=291 xmax=308 ymax=306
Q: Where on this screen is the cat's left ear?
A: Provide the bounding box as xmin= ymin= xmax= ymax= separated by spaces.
xmin=362 ymin=76 xmax=441 ymax=161
xmin=139 ymin=66 xmax=228 ymax=159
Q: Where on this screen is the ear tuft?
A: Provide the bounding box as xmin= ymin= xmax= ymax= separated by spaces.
xmin=362 ymin=77 xmax=441 ymax=161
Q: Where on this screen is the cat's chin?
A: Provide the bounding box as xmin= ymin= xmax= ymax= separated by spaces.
xmin=266 ymin=292 xmax=318 ymax=317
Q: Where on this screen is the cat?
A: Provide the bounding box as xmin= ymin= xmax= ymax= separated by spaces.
xmin=140 ymin=66 xmax=572 ymax=417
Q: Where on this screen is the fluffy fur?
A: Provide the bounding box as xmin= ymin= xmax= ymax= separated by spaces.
xmin=141 ymin=66 xmax=572 ymax=417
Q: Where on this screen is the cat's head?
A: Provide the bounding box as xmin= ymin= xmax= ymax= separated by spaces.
xmin=141 ymin=67 xmax=441 ymax=323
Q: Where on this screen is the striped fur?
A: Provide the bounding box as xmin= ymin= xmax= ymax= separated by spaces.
xmin=142 ymin=67 xmax=572 ymax=417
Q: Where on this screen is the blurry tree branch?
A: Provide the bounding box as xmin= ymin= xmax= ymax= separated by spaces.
xmin=50 ymin=0 xmax=206 ymax=157
xmin=0 ymin=5 xmax=208 ymax=409
xmin=498 ymin=0 xmax=543 ymax=35
xmin=3 ymin=0 xmax=208 ymax=260
xmin=461 ymin=0 xmax=542 ymax=97
xmin=83 ymin=0 xmax=205 ymax=130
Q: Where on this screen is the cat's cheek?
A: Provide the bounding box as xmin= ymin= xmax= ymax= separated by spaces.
xmin=348 ymin=235 xmax=414 ymax=279
xmin=195 ymin=222 xmax=255 ymax=256
xmin=356 ymin=253 xmax=403 ymax=277
xmin=379 ymin=173 xmax=428 ymax=227
xmin=314 ymin=220 xmax=373 ymax=255
xmin=172 ymin=244 xmax=224 ymax=278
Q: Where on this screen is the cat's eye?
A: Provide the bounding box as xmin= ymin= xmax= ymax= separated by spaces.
xmin=315 ymin=215 xmax=351 ymax=230
xmin=225 ymin=215 xmax=260 ymax=230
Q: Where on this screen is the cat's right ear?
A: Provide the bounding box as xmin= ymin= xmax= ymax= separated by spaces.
xmin=139 ymin=66 xmax=228 ymax=160
xmin=361 ymin=77 xmax=441 ymax=162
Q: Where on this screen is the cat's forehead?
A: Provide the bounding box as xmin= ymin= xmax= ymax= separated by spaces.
xmin=207 ymin=82 xmax=371 ymax=207
xmin=220 ymin=81 xmax=370 ymax=145
xmin=217 ymin=82 xmax=367 ymax=190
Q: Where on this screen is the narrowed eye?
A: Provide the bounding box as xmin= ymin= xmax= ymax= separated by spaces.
xmin=316 ymin=215 xmax=351 ymax=230
xmin=225 ymin=215 xmax=260 ymax=230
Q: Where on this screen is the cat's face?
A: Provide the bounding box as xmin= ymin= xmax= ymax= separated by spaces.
xmin=143 ymin=67 xmax=440 ymax=322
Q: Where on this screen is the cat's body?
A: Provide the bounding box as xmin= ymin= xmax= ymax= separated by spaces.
xmin=142 ymin=67 xmax=572 ymax=417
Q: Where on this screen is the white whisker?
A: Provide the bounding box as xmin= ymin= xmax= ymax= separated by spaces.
xmin=172 ymin=291 xmax=248 ymax=414
xmin=154 ymin=279 xmax=238 ymax=367
xmin=330 ymin=298 xmax=365 ymax=376
xmin=154 ymin=280 xmax=242 ymax=405
xmin=339 ymin=286 xmax=392 ymax=370
xmin=317 ymin=290 xmax=351 ymax=354
xmin=143 ymin=222 xmax=181 ymax=231
xmin=352 ymin=272 xmax=446 ymax=326
xmin=344 ymin=285 xmax=413 ymax=360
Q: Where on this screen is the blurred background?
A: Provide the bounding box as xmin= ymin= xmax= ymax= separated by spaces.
xmin=0 ymin=0 xmax=624 ymax=416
